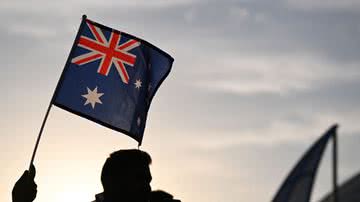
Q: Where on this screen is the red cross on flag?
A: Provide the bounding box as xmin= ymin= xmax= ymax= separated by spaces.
xmin=71 ymin=21 xmax=140 ymax=84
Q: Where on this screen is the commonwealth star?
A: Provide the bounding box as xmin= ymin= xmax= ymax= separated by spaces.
xmin=82 ymin=86 xmax=104 ymax=109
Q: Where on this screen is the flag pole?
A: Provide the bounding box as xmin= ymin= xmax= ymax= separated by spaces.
xmin=28 ymin=15 xmax=88 ymax=169
xmin=332 ymin=129 xmax=339 ymax=202
xmin=29 ymin=104 xmax=53 ymax=169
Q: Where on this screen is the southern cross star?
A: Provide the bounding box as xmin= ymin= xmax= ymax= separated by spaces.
xmin=82 ymin=86 xmax=104 ymax=109
xmin=134 ymin=79 xmax=142 ymax=89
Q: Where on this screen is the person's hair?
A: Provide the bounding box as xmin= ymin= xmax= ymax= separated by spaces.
xmin=101 ymin=149 xmax=152 ymax=190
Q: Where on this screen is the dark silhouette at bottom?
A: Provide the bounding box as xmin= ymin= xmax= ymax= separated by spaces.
xmin=12 ymin=165 xmax=37 ymax=202
xmin=12 ymin=149 xmax=154 ymax=202
xmin=150 ymin=190 xmax=181 ymax=202
xmin=100 ymin=149 xmax=152 ymax=202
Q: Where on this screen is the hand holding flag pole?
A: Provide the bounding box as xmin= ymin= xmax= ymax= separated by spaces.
xmin=29 ymin=15 xmax=174 ymax=169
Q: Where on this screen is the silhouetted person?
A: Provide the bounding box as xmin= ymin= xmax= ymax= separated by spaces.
xmin=12 ymin=149 xmax=152 ymax=202
xmin=100 ymin=149 xmax=152 ymax=202
xmin=150 ymin=190 xmax=181 ymax=202
xmin=12 ymin=165 xmax=37 ymax=202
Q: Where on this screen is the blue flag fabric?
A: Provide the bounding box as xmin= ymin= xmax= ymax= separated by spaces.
xmin=53 ymin=16 xmax=174 ymax=145
xmin=272 ymin=125 xmax=338 ymax=202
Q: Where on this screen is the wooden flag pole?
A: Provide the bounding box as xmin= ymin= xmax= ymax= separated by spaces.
xmin=28 ymin=15 xmax=88 ymax=169
xmin=332 ymin=130 xmax=339 ymax=202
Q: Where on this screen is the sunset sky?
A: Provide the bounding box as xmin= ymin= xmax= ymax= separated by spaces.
xmin=1 ymin=0 xmax=360 ymax=202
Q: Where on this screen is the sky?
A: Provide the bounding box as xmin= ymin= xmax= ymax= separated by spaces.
xmin=1 ymin=0 xmax=360 ymax=202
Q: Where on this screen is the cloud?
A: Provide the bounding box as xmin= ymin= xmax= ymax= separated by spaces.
xmin=0 ymin=0 xmax=198 ymax=13
xmin=286 ymin=0 xmax=360 ymax=11
xmin=191 ymin=53 xmax=360 ymax=95
xmin=228 ymin=6 xmax=250 ymax=19
xmin=8 ymin=24 xmax=57 ymax=38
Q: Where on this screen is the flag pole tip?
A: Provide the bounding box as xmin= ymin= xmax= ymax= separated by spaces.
xmin=329 ymin=123 xmax=339 ymax=133
xmin=82 ymin=15 xmax=87 ymax=20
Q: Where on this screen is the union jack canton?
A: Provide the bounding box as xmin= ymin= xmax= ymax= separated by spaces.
xmin=53 ymin=16 xmax=174 ymax=145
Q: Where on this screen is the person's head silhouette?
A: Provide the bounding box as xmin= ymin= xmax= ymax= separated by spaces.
xmin=101 ymin=149 xmax=152 ymax=202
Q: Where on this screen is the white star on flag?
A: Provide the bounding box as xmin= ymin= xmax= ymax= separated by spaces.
xmin=134 ymin=79 xmax=142 ymax=89
xmin=82 ymin=86 xmax=104 ymax=109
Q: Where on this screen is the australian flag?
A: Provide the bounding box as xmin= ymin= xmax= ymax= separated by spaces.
xmin=53 ymin=16 xmax=174 ymax=145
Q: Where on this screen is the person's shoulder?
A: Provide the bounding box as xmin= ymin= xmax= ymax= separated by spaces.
xmin=93 ymin=192 xmax=104 ymax=202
